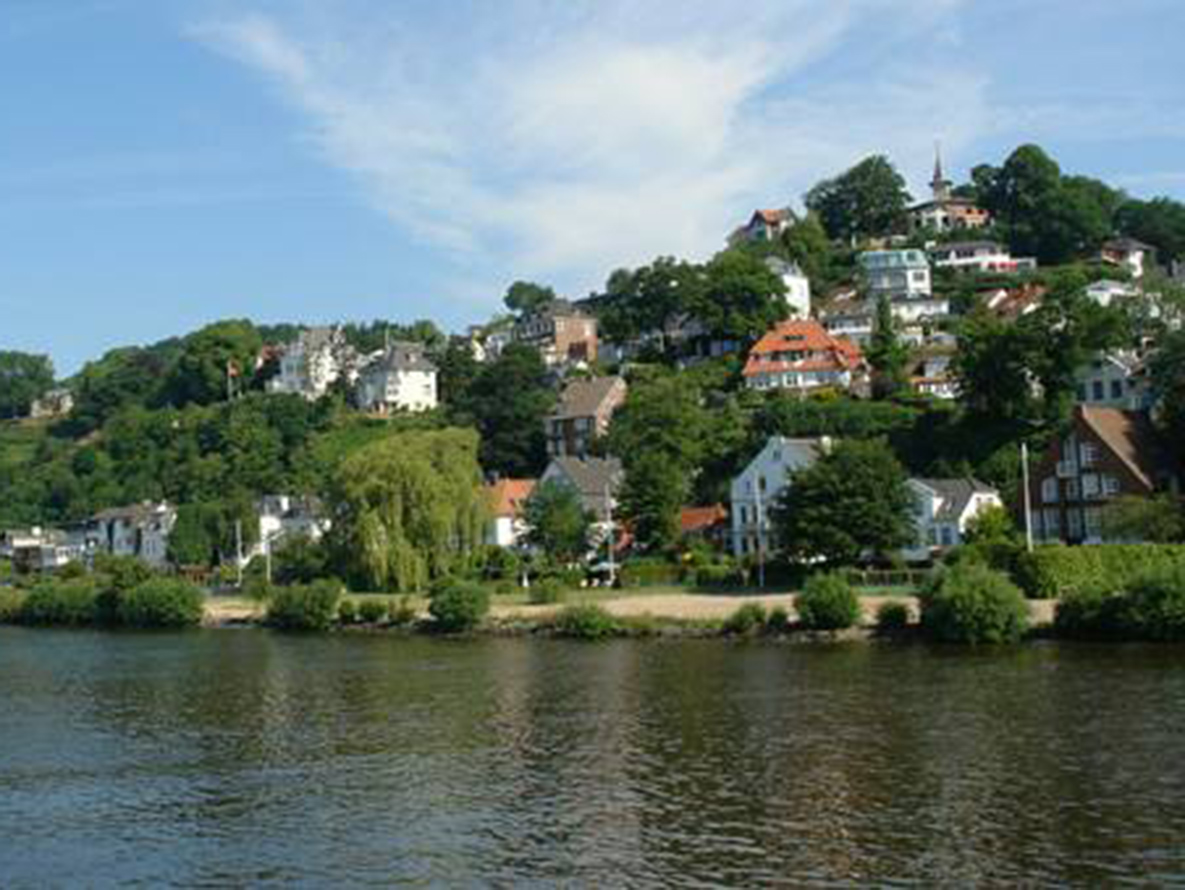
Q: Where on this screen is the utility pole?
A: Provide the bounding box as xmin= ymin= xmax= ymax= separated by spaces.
xmin=1021 ymin=442 xmax=1034 ymax=553
xmin=754 ymin=481 xmax=766 ymax=589
xmin=604 ymin=484 xmax=616 ymax=587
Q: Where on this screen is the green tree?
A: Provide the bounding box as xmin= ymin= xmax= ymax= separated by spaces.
xmin=1117 ymin=196 xmax=1185 ymax=263
xmin=504 ymin=281 xmax=557 ymax=315
xmin=457 ymin=343 xmax=555 ymax=477
xmin=1149 ymin=327 xmax=1185 ymax=451
xmin=771 ymin=439 xmax=916 ymax=565
xmin=952 ymin=307 xmax=1038 ymax=422
xmin=522 ymin=480 xmax=592 ymax=564
xmin=161 ymin=320 xmax=264 ymax=408
xmin=866 ymin=295 xmax=909 ymax=400
xmin=0 ymin=351 xmax=54 ymax=420
xmin=805 ymin=155 xmax=911 ymax=241
xmin=435 ymin=337 xmax=481 ymax=407
xmin=694 ymin=250 xmax=788 ymax=341
xmin=1102 ymin=495 xmax=1185 ymax=543
xmin=618 ymin=451 xmax=689 ymax=553
xmin=328 ymin=428 xmax=488 ymax=591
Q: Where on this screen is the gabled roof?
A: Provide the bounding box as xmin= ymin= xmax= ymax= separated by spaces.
xmin=743 ymin=320 xmax=864 ymax=377
xmin=911 ymin=478 xmax=999 ymax=521
xmin=368 ymin=341 xmax=437 ymax=373
xmin=486 ymin=479 xmax=536 ymax=518
xmin=1077 ymin=406 xmax=1176 ymax=489
xmin=549 ymin=456 xmax=623 ymax=497
xmin=1102 ymin=237 xmax=1153 ymax=253
xmin=553 ymin=376 xmax=625 ymax=420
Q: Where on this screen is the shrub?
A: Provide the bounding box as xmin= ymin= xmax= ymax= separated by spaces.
xmin=18 ymin=579 xmax=99 ymax=626
xmin=1053 ymin=586 xmax=1129 ymax=640
xmin=1120 ymin=563 xmax=1185 ymax=641
xmin=694 ymin=564 xmax=743 ymax=589
xmin=427 ymin=578 xmax=490 ymax=633
xmin=0 ymin=589 xmax=26 ymax=623
xmin=338 ymin=599 xmax=360 ymax=625
xmin=1015 ymin=544 xmax=1185 ymax=599
xmin=528 ymin=578 xmax=564 ymax=605
xmin=920 ymin=562 xmax=1029 ymax=644
xmin=388 ymin=595 xmax=418 ymax=626
xmin=723 ymin=602 xmax=767 ymax=636
xmin=765 ymin=606 xmax=792 ymax=634
xmin=116 ymin=578 xmax=204 ymax=628
xmin=357 ymin=598 xmax=388 ymax=624
xmin=553 ymin=603 xmax=620 ymax=640
xmin=876 ymin=601 xmax=911 ymax=634
xmin=797 ymin=574 xmax=861 ymax=631
xmin=92 ymin=553 xmax=155 ymax=593
xmin=266 ymin=581 xmax=342 ymax=631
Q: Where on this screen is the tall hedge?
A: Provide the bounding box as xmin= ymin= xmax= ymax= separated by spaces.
xmin=1015 ymin=544 xmax=1185 ymax=599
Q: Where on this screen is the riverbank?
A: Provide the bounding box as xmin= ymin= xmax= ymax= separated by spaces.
xmin=202 ymin=590 xmax=1059 ymax=632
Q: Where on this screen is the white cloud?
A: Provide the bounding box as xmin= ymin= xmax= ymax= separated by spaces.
xmin=193 ymin=0 xmax=990 ymax=302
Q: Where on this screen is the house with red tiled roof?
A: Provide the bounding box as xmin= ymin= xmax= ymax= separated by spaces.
xmin=1024 ymin=405 xmax=1179 ymax=545
xmin=742 ymin=320 xmax=866 ymax=396
xmin=728 ymin=208 xmax=796 ymax=246
xmin=680 ymin=504 xmax=729 ymax=549
xmin=485 ymin=479 xmax=536 ymax=548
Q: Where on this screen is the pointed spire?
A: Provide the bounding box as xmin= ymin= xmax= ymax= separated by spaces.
xmin=930 ymin=140 xmax=952 ymax=201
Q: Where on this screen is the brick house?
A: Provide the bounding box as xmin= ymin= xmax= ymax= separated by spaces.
xmin=1025 ymin=405 xmax=1179 ymax=545
xmin=546 ymin=376 xmax=627 ymax=458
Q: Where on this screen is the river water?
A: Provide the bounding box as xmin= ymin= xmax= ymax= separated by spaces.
xmin=1 ymin=628 xmax=1183 ymax=887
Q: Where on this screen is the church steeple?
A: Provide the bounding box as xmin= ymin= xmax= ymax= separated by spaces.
xmin=930 ymin=142 xmax=952 ymax=201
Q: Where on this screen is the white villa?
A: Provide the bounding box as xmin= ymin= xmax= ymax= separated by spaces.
xmin=729 ymin=436 xmax=831 ymax=557
xmin=764 ymin=257 xmax=812 ymax=318
xmin=355 ymin=341 xmax=439 ymax=414
xmin=929 ymin=241 xmax=1037 ymax=274
xmin=903 ymin=478 xmax=1003 ymax=562
xmin=268 ymin=327 xmax=357 ymax=400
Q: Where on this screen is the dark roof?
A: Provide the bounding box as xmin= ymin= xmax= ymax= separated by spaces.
xmin=912 ymin=478 xmax=998 ymax=521
xmin=374 ymin=341 xmax=437 ymax=373
xmin=1103 ymin=237 xmax=1153 ymax=253
xmin=930 ymin=241 xmax=1005 ymax=253
xmin=1078 ymin=406 xmax=1176 ymax=489
xmin=554 ymin=376 xmax=625 ymax=420
xmin=550 ymin=456 xmax=623 ymax=497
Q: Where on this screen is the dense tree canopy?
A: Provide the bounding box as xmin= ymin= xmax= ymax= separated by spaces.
xmin=0 ymin=351 xmax=54 ymax=420
xmin=805 ymin=155 xmax=911 ymax=242
xmin=771 ymin=439 xmax=916 ymax=566
xmin=328 ymin=428 xmax=487 ymax=591
xmin=522 ymin=480 xmax=592 ymax=564
xmin=618 ymin=451 xmax=689 ymax=553
xmin=503 ymin=281 xmax=557 ymax=315
xmin=160 ymin=320 xmax=264 ymax=408
xmin=866 ymin=295 xmax=909 ymax=400
xmin=1116 ymin=197 xmax=1185 ymax=263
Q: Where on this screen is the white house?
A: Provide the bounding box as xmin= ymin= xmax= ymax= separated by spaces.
xmin=1085 ymin=279 xmax=1137 ymax=308
xmin=1074 ymin=352 xmax=1151 ymax=411
xmin=729 ymin=437 xmax=831 ymax=557
xmin=355 ymin=341 xmax=439 ymax=414
xmin=87 ymin=502 xmax=177 ymax=568
xmin=911 ymin=354 xmax=958 ymax=400
xmin=268 ymin=327 xmax=357 ymax=400
xmin=238 ymin=495 xmax=331 ymax=567
xmin=742 ymin=320 xmax=865 ymax=396
xmin=859 ymin=249 xmax=932 ymax=302
xmin=30 ymin=388 xmax=74 ymax=420
xmin=764 ymin=257 xmax=812 ymax=317
xmin=485 ymin=479 xmax=536 ymax=548
xmin=2 ymin=527 xmax=88 ymax=573
xmin=929 ymin=241 xmax=1037 ymax=274
xmin=902 ymin=478 xmax=1003 ymax=562
xmin=1100 ymin=238 xmax=1152 ymax=279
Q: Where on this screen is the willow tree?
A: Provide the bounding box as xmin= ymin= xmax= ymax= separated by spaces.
xmin=329 ymin=428 xmax=488 ymax=591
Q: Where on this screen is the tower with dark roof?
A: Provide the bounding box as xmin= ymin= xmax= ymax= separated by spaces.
xmin=930 ymin=143 xmax=952 ymax=202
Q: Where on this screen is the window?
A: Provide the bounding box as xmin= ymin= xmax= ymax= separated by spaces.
xmin=1103 ymin=475 xmax=1121 ymax=496
xmin=739 ymin=505 xmax=748 ymax=524
xmin=1067 ymin=510 xmax=1083 ymax=539
xmin=1082 ymin=474 xmax=1101 ymax=499
xmin=940 ymin=526 xmax=955 ymax=547
xmin=1043 ymin=509 xmax=1061 ymax=535
xmin=1092 ymin=380 xmax=1105 ymax=401
xmin=1041 ymin=478 xmax=1059 ymax=504
xmin=1065 ymin=479 xmax=1080 ymax=500
xmin=1080 ymin=442 xmax=1098 ymax=467
xmin=1110 ymin=379 xmax=1123 ymax=400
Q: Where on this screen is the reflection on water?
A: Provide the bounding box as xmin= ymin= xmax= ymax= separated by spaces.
xmin=1 ymin=629 xmax=1183 ymax=886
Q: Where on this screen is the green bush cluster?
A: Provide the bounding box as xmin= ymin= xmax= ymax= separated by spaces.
xmin=722 ymin=602 xmax=768 ymax=636
xmin=694 ymin=564 xmax=745 ymax=589
xmin=1055 ymin=563 xmax=1185 ymax=641
xmin=528 ymin=578 xmax=565 ymax=605
xmin=427 ymin=578 xmax=490 ymax=633
xmin=618 ymin=560 xmax=682 ymax=588
xmin=796 ymin=574 xmax=860 ymax=631
xmin=1016 ymin=544 xmax=1185 ymax=599
xmin=357 ymin=598 xmax=388 ymax=624
xmin=338 ymin=599 xmax=360 ymax=625
xmin=266 ymin=581 xmax=342 ymax=631
xmin=921 ymin=562 xmax=1029 ymax=644
xmin=0 ymin=589 xmax=25 ymax=622
xmin=12 ymin=575 xmax=204 ymax=629
xmin=875 ymin=601 xmax=911 ymax=634
xmin=553 ymin=603 xmax=620 ymax=640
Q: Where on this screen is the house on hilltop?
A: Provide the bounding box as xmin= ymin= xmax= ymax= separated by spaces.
xmin=355 ymin=340 xmax=439 ymax=414
xmin=268 ymin=326 xmax=357 ymax=400
xmin=1100 ymin=237 xmax=1153 ymax=280
xmin=546 ymin=376 xmax=627 ymax=459
xmin=908 ymin=149 xmax=991 ymax=233
xmin=1025 ymin=405 xmax=1179 ymax=545
xmin=742 ymin=319 xmax=865 ymax=396
xmin=512 ymin=300 xmax=598 ymax=368
xmin=728 ymin=208 xmax=796 ymax=246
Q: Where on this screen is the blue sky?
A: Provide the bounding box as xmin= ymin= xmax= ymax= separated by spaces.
xmin=2 ymin=0 xmax=1183 ymax=374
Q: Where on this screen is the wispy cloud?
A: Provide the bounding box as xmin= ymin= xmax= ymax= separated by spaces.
xmin=193 ymin=1 xmax=989 ymax=300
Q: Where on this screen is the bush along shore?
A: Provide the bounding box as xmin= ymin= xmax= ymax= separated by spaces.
xmin=4 ymin=546 xmax=1185 ymax=645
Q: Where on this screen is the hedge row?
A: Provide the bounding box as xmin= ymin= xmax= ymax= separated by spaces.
xmin=1015 ymin=544 xmax=1185 ymax=599
xmin=8 ymin=577 xmax=203 ymax=629
xmin=1055 ymin=563 xmax=1185 ymax=641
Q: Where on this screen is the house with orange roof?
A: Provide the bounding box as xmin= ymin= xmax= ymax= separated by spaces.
xmin=728 ymin=207 xmax=797 ymax=246
xmin=485 ymin=478 xmax=536 ymax=548
xmin=742 ymin=319 xmax=866 ymax=396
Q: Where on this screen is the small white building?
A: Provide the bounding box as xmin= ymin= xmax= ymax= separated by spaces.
xmin=729 ymin=436 xmax=830 ymax=557
xmin=764 ymin=257 xmax=812 ymax=318
xmin=240 ymin=495 xmax=331 ymax=567
xmin=1074 ymin=352 xmax=1150 ymax=411
xmin=87 ymin=502 xmax=177 ymax=568
xmin=355 ymin=341 xmax=439 ymax=414
xmin=1085 ymin=279 xmax=1137 ymax=308
xmin=1100 ymin=238 xmax=1152 ymax=280
xmin=268 ymin=327 xmax=356 ymax=400
xmin=30 ymin=388 xmax=74 ymax=420
xmin=903 ymin=478 xmax=1003 ymax=562
xmin=859 ymin=249 xmax=932 ymax=302
xmin=929 ymin=241 xmax=1036 ymax=274
xmin=2 ymin=527 xmax=88 ymax=573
